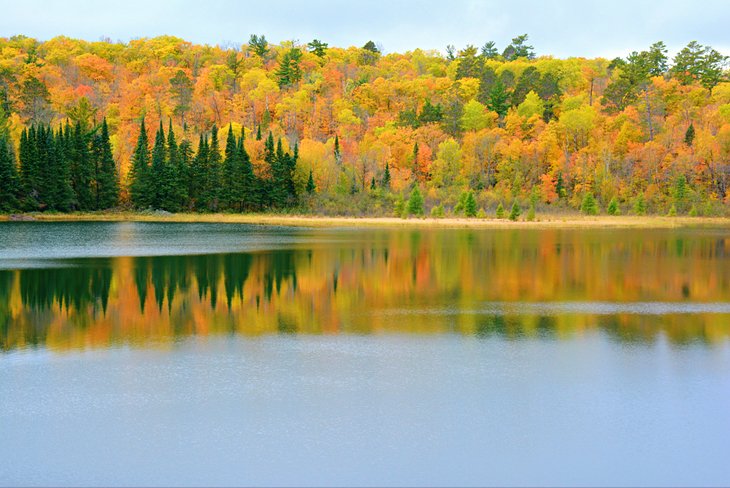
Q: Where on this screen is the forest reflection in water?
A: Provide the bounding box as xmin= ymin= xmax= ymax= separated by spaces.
xmin=1 ymin=227 xmax=730 ymax=351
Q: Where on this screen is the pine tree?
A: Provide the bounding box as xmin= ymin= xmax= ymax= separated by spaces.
xmin=382 ymin=161 xmax=391 ymax=189
xmin=204 ymin=125 xmax=222 ymax=211
xmin=177 ymin=138 xmax=192 ymax=210
xmin=581 ymin=192 xmax=599 ymax=215
xmin=222 ymin=123 xmax=238 ymax=210
xmin=633 ymin=193 xmax=647 ymax=215
xmin=129 ymin=120 xmax=151 ymax=209
xmin=51 ymin=123 xmax=74 ymax=211
xmin=164 ymin=120 xmax=185 ymax=211
xmin=673 ymin=174 xmax=689 ymax=213
xmin=407 ymin=186 xmax=424 ymax=216
xmin=495 ymin=202 xmax=505 ymax=219
xmin=464 ymin=190 xmax=477 ymax=217
xmin=94 ymin=119 xmax=119 ymax=209
xmin=150 ymin=122 xmax=167 ymax=209
xmin=306 ymin=168 xmax=315 ymax=194
xmin=334 ymin=135 xmax=341 ymax=164
xmin=412 ymin=142 xmax=420 ymax=183
xmin=607 ymin=197 xmax=619 ymax=215
xmin=684 ymin=123 xmax=695 ymax=147
xmin=69 ymin=122 xmax=93 ymax=210
xmin=0 ymin=135 xmax=20 ymax=211
xmin=189 ymin=134 xmax=207 ymax=209
xmin=509 ymin=201 xmax=521 ymax=221
xmin=236 ymin=127 xmax=255 ymax=211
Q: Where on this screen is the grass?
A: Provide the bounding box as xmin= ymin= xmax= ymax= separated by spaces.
xmin=2 ymin=211 xmax=730 ymax=229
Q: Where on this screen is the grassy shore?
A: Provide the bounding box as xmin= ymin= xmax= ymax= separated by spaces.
xmin=2 ymin=211 xmax=730 ymax=229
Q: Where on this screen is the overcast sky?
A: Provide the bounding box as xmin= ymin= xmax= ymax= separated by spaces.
xmin=2 ymin=0 xmax=728 ymax=59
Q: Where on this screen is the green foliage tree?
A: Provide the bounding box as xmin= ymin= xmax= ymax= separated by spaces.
xmin=509 ymin=201 xmax=521 ymax=221
xmin=684 ymin=123 xmax=695 ymax=147
xmin=93 ymin=119 xmax=119 ymax=209
xmin=581 ymin=192 xmax=599 ymax=215
xmin=463 ymin=190 xmax=477 ymax=217
xmin=407 ymin=186 xmax=424 ymax=216
xmin=502 ymin=34 xmax=535 ymax=60
xmin=495 ymin=202 xmax=505 ymax=219
xmin=633 ymin=193 xmax=647 ymax=215
xmin=0 ymin=135 xmax=20 ymax=211
xmin=249 ymin=35 xmax=269 ymax=58
xmin=306 ymin=169 xmax=316 ymax=194
xmin=607 ymin=197 xmax=619 ymax=215
xmin=129 ymin=120 xmax=151 ymax=208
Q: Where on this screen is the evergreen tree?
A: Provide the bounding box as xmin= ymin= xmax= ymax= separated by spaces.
xmin=236 ymin=127 xmax=255 ymax=211
xmin=334 ymin=134 xmax=341 ymax=164
xmin=407 ymin=186 xmax=424 ymax=216
xmin=673 ymin=174 xmax=689 ymax=213
xmin=633 ymin=193 xmax=647 ymax=215
xmin=464 ymin=190 xmax=477 ymax=217
xmin=129 ymin=120 xmax=151 ymax=209
xmin=94 ymin=119 xmax=119 ymax=209
xmin=509 ymin=201 xmax=521 ymax=221
xmin=495 ymin=202 xmax=505 ymax=219
xmin=69 ymin=122 xmax=93 ymax=210
xmin=189 ymin=134 xmax=208 ymax=209
xmin=684 ymin=123 xmax=695 ymax=147
xmin=581 ymin=192 xmax=599 ymax=215
xmin=150 ymin=122 xmax=167 ymax=209
xmin=222 ymin=123 xmax=239 ymax=210
xmin=0 ymin=135 xmax=20 ymax=211
xmin=607 ymin=197 xmax=619 ymax=215
xmin=382 ymin=161 xmax=391 ymax=189
xmin=203 ymin=125 xmax=222 ymax=211
xmin=306 ymin=169 xmax=315 ymax=194
xmin=50 ymin=123 xmax=74 ymax=211
xmin=177 ymin=138 xmax=192 ymax=210
xmin=256 ymin=125 xmax=262 ymax=140
xmin=487 ymin=80 xmax=510 ymax=118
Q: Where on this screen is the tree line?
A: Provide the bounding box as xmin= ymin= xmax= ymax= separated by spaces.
xmin=1 ymin=119 xmax=302 ymax=213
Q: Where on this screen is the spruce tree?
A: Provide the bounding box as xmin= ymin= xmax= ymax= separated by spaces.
xmin=607 ymin=197 xmax=619 ymax=215
xmin=95 ymin=119 xmax=119 ymax=209
xmin=306 ymin=169 xmax=316 ymax=194
xmin=177 ymin=138 xmax=192 ymax=210
xmin=236 ymin=127 xmax=255 ymax=211
xmin=633 ymin=193 xmax=647 ymax=215
xmin=150 ymin=122 xmax=167 ymax=209
xmin=581 ymin=192 xmax=599 ymax=215
xmin=129 ymin=120 xmax=151 ymax=209
xmin=496 ymin=202 xmax=505 ymax=219
xmin=70 ymin=122 xmax=93 ymax=210
xmin=50 ymin=124 xmax=74 ymax=211
xmin=381 ymin=161 xmax=391 ymax=189
xmin=684 ymin=123 xmax=695 ymax=147
xmin=509 ymin=201 xmax=521 ymax=221
xmin=204 ymin=125 xmax=222 ymax=211
xmin=0 ymin=135 xmax=20 ymax=211
xmin=222 ymin=123 xmax=238 ymax=210
xmin=464 ymin=190 xmax=477 ymax=217
xmin=334 ymin=135 xmax=341 ymax=164
xmin=407 ymin=186 xmax=424 ymax=216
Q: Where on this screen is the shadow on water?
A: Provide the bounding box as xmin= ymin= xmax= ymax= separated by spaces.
xmin=1 ymin=225 xmax=730 ymax=351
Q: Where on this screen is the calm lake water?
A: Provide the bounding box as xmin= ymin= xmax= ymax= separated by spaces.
xmin=1 ymin=222 xmax=729 ymax=486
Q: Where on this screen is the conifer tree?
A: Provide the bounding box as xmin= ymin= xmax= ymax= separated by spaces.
xmin=495 ymin=202 xmax=505 ymax=218
xmin=684 ymin=123 xmax=695 ymax=147
xmin=94 ymin=119 xmax=119 ymax=209
xmin=150 ymin=122 xmax=167 ymax=209
xmin=407 ymin=186 xmax=424 ymax=216
xmin=129 ymin=120 xmax=151 ymax=209
xmin=50 ymin=124 xmax=74 ymax=211
xmin=607 ymin=197 xmax=619 ymax=215
xmin=222 ymin=123 xmax=238 ymax=210
xmin=581 ymin=192 xmax=599 ymax=215
xmin=464 ymin=190 xmax=477 ymax=217
xmin=69 ymin=122 xmax=93 ymax=210
xmin=306 ymin=169 xmax=316 ymax=194
xmin=236 ymin=127 xmax=255 ymax=211
xmin=203 ymin=125 xmax=222 ymax=211
xmin=0 ymin=135 xmax=20 ymax=211
xmin=382 ymin=161 xmax=391 ymax=189
xmin=509 ymin=201 xmax=521 ymax=221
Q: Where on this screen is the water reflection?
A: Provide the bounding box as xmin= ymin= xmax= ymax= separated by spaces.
xmin=1 ymin=227 xmax=730 ymax=351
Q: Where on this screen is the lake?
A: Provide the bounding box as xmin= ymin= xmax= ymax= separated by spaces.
xmin=1 ymin=222 xmax=729 ymax=486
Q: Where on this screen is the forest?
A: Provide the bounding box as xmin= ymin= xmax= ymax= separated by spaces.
xmin=0 ymin=34 xmax=728 ymax=217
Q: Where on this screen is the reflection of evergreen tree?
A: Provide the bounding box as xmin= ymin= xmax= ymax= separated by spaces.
xmin=224 ymin=254 xmax=252 ymax=307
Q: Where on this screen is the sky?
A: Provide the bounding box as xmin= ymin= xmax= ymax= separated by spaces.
xmin=2 ymin=0 xmax=729 ymax=59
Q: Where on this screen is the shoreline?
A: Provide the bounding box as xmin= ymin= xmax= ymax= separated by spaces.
xmin=2 ymin=212 xmax=730 ymax=229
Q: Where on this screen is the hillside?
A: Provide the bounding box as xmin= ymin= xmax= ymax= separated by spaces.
xmin=0 ymin=34 xmax=728 ymax=216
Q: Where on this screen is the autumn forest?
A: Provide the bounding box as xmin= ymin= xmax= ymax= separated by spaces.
xmin=0 ymin=34 xmax=729 ymax=217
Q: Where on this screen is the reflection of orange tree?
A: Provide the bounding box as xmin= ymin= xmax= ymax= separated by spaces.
xmin=1 ymin=229 xmax=730 ymax=351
